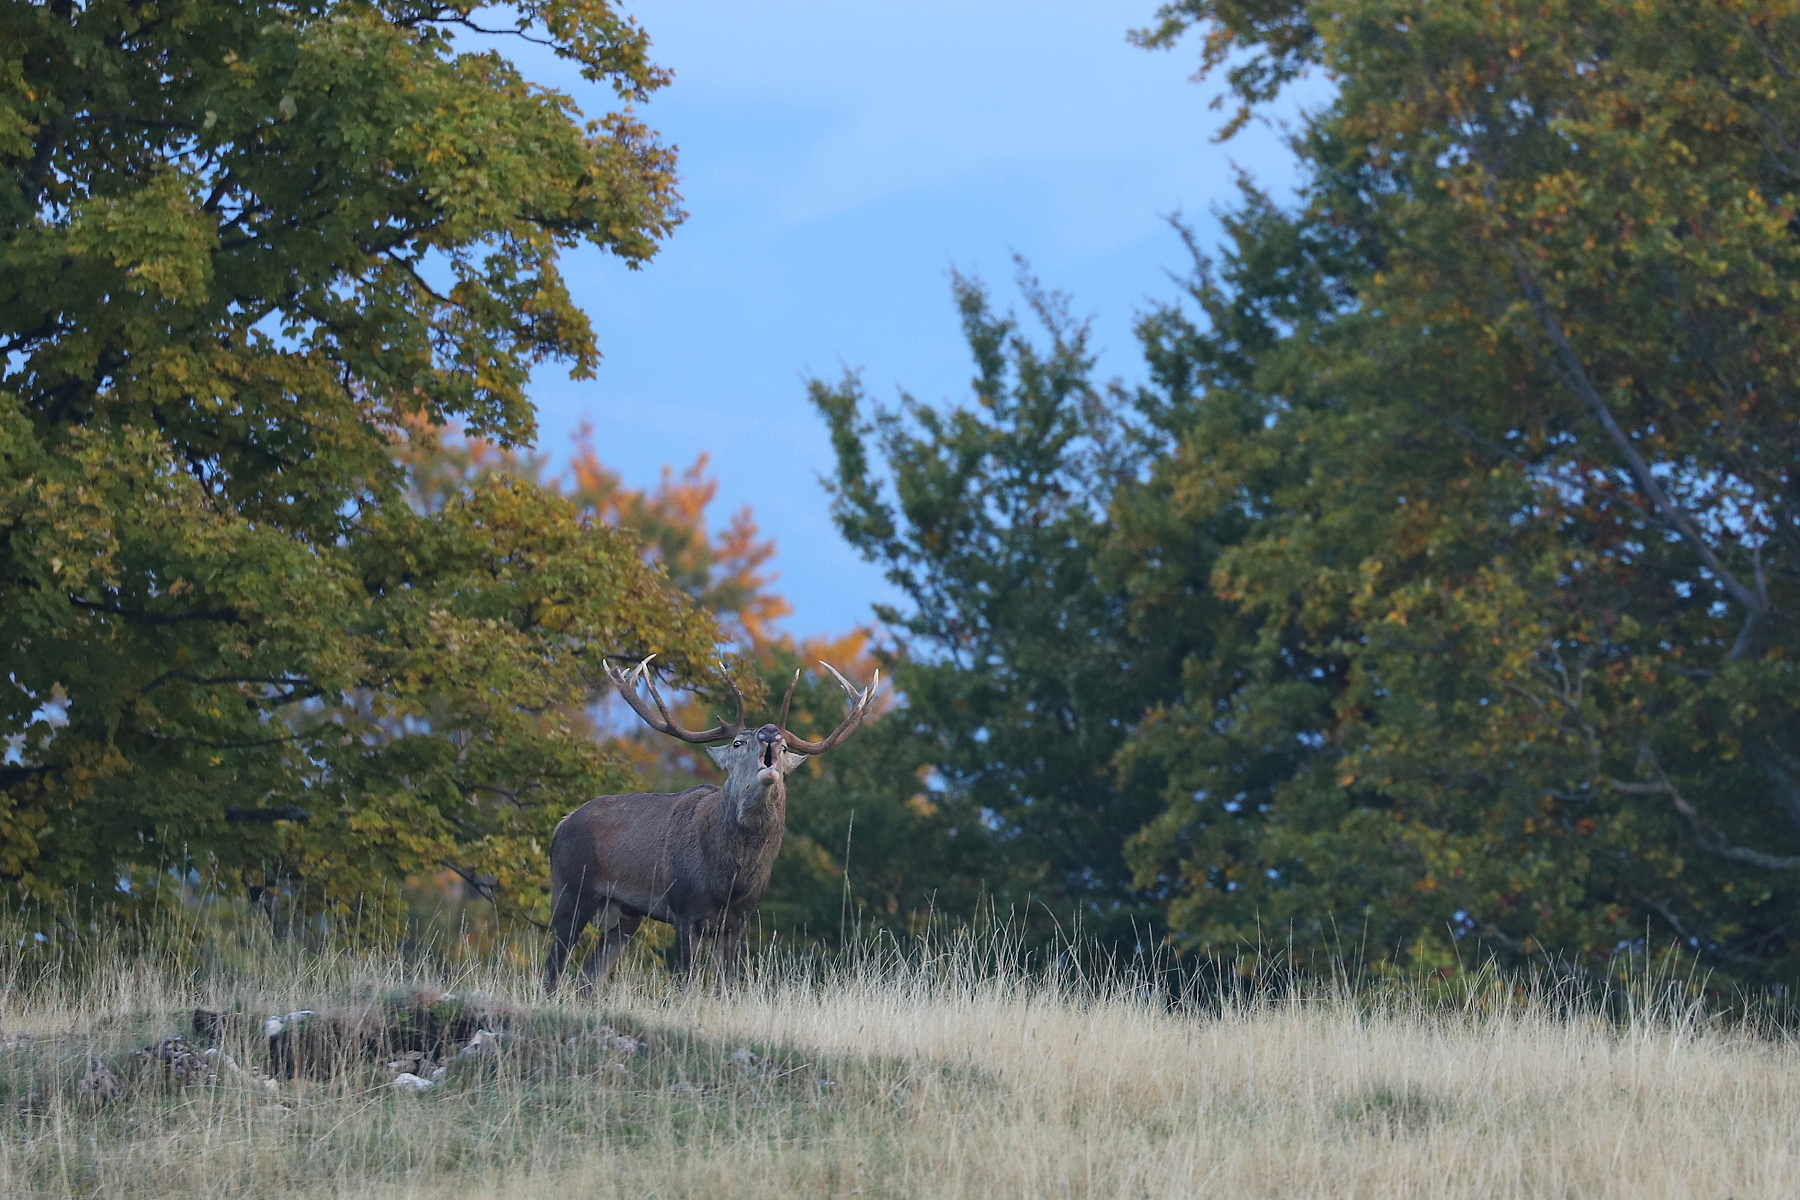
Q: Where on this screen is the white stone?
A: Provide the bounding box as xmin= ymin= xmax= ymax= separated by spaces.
xmin=264 ymin=1010 xmax=313 ymax=1037
xmin=457 ymin=1028 xmax=501 ymax=1058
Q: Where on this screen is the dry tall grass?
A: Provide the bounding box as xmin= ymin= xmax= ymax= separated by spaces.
xmin=0 ymin=921 xmax=1794 ymax=1199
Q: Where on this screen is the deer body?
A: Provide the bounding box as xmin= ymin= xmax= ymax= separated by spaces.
xmin=544 ymin=662 xmax=876 ymax=995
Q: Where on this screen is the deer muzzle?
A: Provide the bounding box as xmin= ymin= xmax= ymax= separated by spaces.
xmin=756 ymin=726 xmax=782 ymax=774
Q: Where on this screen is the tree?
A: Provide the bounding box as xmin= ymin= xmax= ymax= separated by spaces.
xmin=0 ymin=0 xmax=726 ymax=922
xmin=394 ymin=420 xmax=793 ymax=780
xmin=811 ymin=272 xmax=1207 ymax=948
xmin=394 ymin=421 xmax=931 ymax=946
xmin=1128 ymin=0 xmax=1800 ymax=982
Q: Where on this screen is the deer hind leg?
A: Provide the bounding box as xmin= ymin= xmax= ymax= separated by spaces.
xmin=670 ymin=919 xmax=703 ymax=990
xmin=576 ymin=906 xmax=642 ymax=996
xmin=544 ymin=883 xmax=599 ymax=996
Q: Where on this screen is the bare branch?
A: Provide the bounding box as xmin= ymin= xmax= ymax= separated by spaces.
xmin=1608 ymin=749 xmax=1800 ymax=870
xmin=466 ymin=781 xmax=544 ymax=810
xmin=139 ymin=671 xmax=315 ymax=697
xmin=1752 ymin=747 xmax=1800 ymax=834
xmin=1634 ymin=892 xmax=1780 ymax=967
xmin=1507 ymin=248 xmax=1767 ymax=632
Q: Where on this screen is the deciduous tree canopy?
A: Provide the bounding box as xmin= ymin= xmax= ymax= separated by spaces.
xmin=1130 ymin=0 xmax=1800 ymax=983
xmin=0 ymin=0 xmax=724 ymax=920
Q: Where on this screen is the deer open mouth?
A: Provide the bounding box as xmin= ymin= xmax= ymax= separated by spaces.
xmin=762 ymin=743 xmax=777 ymax=769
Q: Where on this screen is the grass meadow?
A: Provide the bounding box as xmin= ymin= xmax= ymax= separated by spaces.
xmin=0 ymin=914 xmax=1794 ymax=1200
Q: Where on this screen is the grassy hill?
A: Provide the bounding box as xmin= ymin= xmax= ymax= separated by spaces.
xmin=0 ymin=924 xmax=1794 ymax=1199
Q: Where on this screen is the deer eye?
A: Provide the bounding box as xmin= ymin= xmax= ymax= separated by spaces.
xmin=732 ymin=740 xmax=743 ymax=748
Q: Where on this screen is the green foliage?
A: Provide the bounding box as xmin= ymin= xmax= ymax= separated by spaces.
xmin=810 ymin=273 xmax=1211 ymax=946
xmin=813 ymin=1 xmax=1800 ymax=985
xmin=739 ymin=640 xmax=986 ymax=944
xmin=0 ymin=0 xmax=723 ymax=922
xmin=1132 ymin=0 xmax=1317 ymax=138
xmin=1127 ymin=0 xmax=1800 ymax=982
xmin=387 ymin=421 xmax=933 ymax=946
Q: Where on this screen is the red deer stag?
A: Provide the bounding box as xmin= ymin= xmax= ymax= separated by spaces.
xmin=543 ymin=655 xmax=879 ymax=994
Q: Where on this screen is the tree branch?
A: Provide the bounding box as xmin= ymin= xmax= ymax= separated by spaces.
xmin=146 ymin=731 xmax=297 ymax=750
xmin=0 ymin=763 xmax=57 ymax=789
xmin=1507 ymin=248 xmax=1768 ymax=637
xmin=1634 ymin=892 xmax=1780 ymax=967
xmin=441 ymin=861 xmax=550 ymax=931
xmin=224 ymin=804 xmax=311 ymax=824
xmin=1472 ymin=921 xmax=1602 ymax=983
xmin=1608 ymin=748 xmax=1800 ymax=870
xmin=465 ymin=781 xmax=543 ymax=810
xmin=21 ymin=112 xmax=73 ymax=210
xmin=1752 ymin=746 xmax=1800 ymax=835
xmin=140 ymin=671 xmax=316 ymax=696
xmin=445 ymin=16 xmax=561 ymax=50
xmin=70 ymin=598 xmax=241 ymax=626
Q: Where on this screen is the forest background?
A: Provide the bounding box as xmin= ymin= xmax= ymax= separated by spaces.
xmin=6 ymin=0 xmax=1800 ymax=991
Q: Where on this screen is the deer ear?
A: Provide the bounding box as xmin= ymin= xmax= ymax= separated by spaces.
xmin=779 ymin=750 xmax=807 ymax=775
xmin=704 ymin=745 xmax=732 ymax=768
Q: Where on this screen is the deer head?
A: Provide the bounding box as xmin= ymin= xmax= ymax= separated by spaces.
xmin=604 ymin=656 xmax=880 ymax=822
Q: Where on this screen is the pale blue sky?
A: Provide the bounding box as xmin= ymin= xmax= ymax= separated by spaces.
xmin=514 ymin=2 xmax=1320 ymax=636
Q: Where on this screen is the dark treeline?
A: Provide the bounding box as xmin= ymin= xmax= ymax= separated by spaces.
xmin=7 ymin=1 xmax=1800 ymax=988
xmin=778 ymin=0 xmax=1800 ymax=988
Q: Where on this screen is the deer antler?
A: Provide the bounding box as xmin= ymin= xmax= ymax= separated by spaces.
xmin=780 ymin=661 xmax=881 ymax=755
xmin=777 ymin=668 xmax=801 ymax=733
xmin=606 ymin=655 xmax=745 ymax=744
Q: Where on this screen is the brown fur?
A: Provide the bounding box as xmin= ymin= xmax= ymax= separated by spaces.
xmin=545 ymin=661 xmax=878 ymax=995
xmin=543 ymin=725 xmax=799 ymax=994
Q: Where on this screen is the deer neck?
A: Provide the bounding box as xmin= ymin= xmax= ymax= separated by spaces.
xmin=723 ymin=769 xmax=787 ymax=832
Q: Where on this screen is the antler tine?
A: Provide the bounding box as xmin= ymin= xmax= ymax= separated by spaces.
xmin=601 ymin=654 xmax=648 ymax=696
xmin=776 ymin=668 xmax=802 ymax=734
xmin=818 ymin=660 xmax=857 ymax=698
xmin=715 ymin=660 xmax=747 ymax=735
xmin=614 ymin=654 xmax=664 ymax=712
xmin=639 ymin=657 xmax=682 ymax=726
xmin=819 ymin=660 xmax=881 ymax=714
xmin=780 ymin=661 xmax=881 ymax=755
xmin=606 ymin=654 xmax=735 ymax=745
